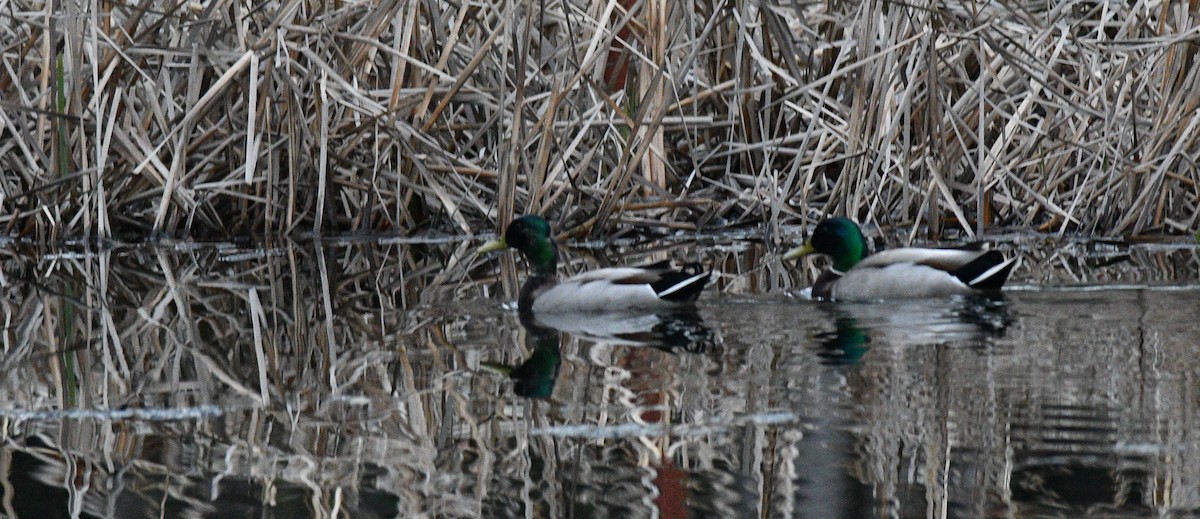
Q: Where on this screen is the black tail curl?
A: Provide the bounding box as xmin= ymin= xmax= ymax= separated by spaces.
xmin=651 ymin=263 xmax=711 ymax=303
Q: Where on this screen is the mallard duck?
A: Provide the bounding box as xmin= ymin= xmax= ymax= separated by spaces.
xmin=477 ymin=215 xmax=711 ymax=314
xmin=783 ymin=217 xmax=1017 ymax=301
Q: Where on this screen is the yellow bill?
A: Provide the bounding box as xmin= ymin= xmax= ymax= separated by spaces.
xmin=476 ymin=237 xmax=509 ymax=254
xmin=781 ymin=242 xmax=815 ymax=261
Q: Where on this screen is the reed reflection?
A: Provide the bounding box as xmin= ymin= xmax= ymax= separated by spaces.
xmin=7 ymin=238 xmax=1196 ymax=517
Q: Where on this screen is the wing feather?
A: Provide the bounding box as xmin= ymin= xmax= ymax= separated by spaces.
xmin=855 ymin=248 xmax=983 ymax=271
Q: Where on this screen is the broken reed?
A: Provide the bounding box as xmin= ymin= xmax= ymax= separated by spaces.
xmin=1 ymin=0 xmax=1198 ymax=242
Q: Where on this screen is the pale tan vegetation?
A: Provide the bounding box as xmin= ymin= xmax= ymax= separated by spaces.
xmin=1 ymin=0 xmax=1198 ymax=241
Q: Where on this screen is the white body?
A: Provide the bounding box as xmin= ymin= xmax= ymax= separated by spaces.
xmin=832 ymin=248 xmax=999 ymax=302
xmin=529 ymin=267 xmax=702 ymax=314
xmin=832 ymin=263 xmax=974 ymax=301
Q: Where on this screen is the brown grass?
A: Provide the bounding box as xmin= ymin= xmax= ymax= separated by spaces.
xmin=1 ymin=0 xmax=1199 ymax=242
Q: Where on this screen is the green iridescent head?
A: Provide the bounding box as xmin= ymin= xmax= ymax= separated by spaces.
xmin=476 ymin=215 xmax=558 ymax=275
xmin=782 ymin=217 xmax=869 ymax=272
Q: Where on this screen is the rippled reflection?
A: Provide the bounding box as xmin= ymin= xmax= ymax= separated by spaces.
xmin=0 ymin=238 xmax=1198 ymax=517
xmin=529 ymin=308 xmax=717 ymax=352
xmin=483 ymin=320 xmax=562 ymax=399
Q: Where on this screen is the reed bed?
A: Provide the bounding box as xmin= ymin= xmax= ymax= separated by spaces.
xmin=1 ymin=0 xmax=1198 ymax=242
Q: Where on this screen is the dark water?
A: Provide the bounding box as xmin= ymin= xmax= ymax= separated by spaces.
xmin=1 ymin=237 xmax=1198 ymax=518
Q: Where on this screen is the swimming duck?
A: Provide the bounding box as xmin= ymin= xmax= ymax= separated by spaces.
xmin=477 ymin=215 xmax=711 ymax=315
xmin=783 ymin=217 xmax=1017 ymax=301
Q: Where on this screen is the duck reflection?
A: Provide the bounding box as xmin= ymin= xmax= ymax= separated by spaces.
xmin=813 ymin=294 xmax=1014 ymax=366
xmin=953 ymin=294 xmax=1015 ymax=337
xmin=486 ymin=310 xmax=717 ymax=399
xmin=527 ymin=308 xmax=717 ymax=353
xmin=484 ymin=319 xmax=562 ymax=399
xmin=814 ymin=315 xmax=870 ymax=366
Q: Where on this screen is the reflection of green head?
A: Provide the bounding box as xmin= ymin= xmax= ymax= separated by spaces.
xmin=827 ymin=316 xmax=869 ymax=365
xmin=783 ymin=217 xmax=869 ymax=272
xmin=476 ymin=215 xmax=558 ymax=275
xmin=510 ymin=326 xmax=561 ymax=399
xmin=481 ymin=325 xmax=561 ymax=399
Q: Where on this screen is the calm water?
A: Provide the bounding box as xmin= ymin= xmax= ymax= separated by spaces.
xmin=1 ymin=236 xmax=1198 ymax=518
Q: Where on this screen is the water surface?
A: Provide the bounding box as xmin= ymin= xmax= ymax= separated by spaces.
xmin=1 ymin=237 xmax=1198 ymax=517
